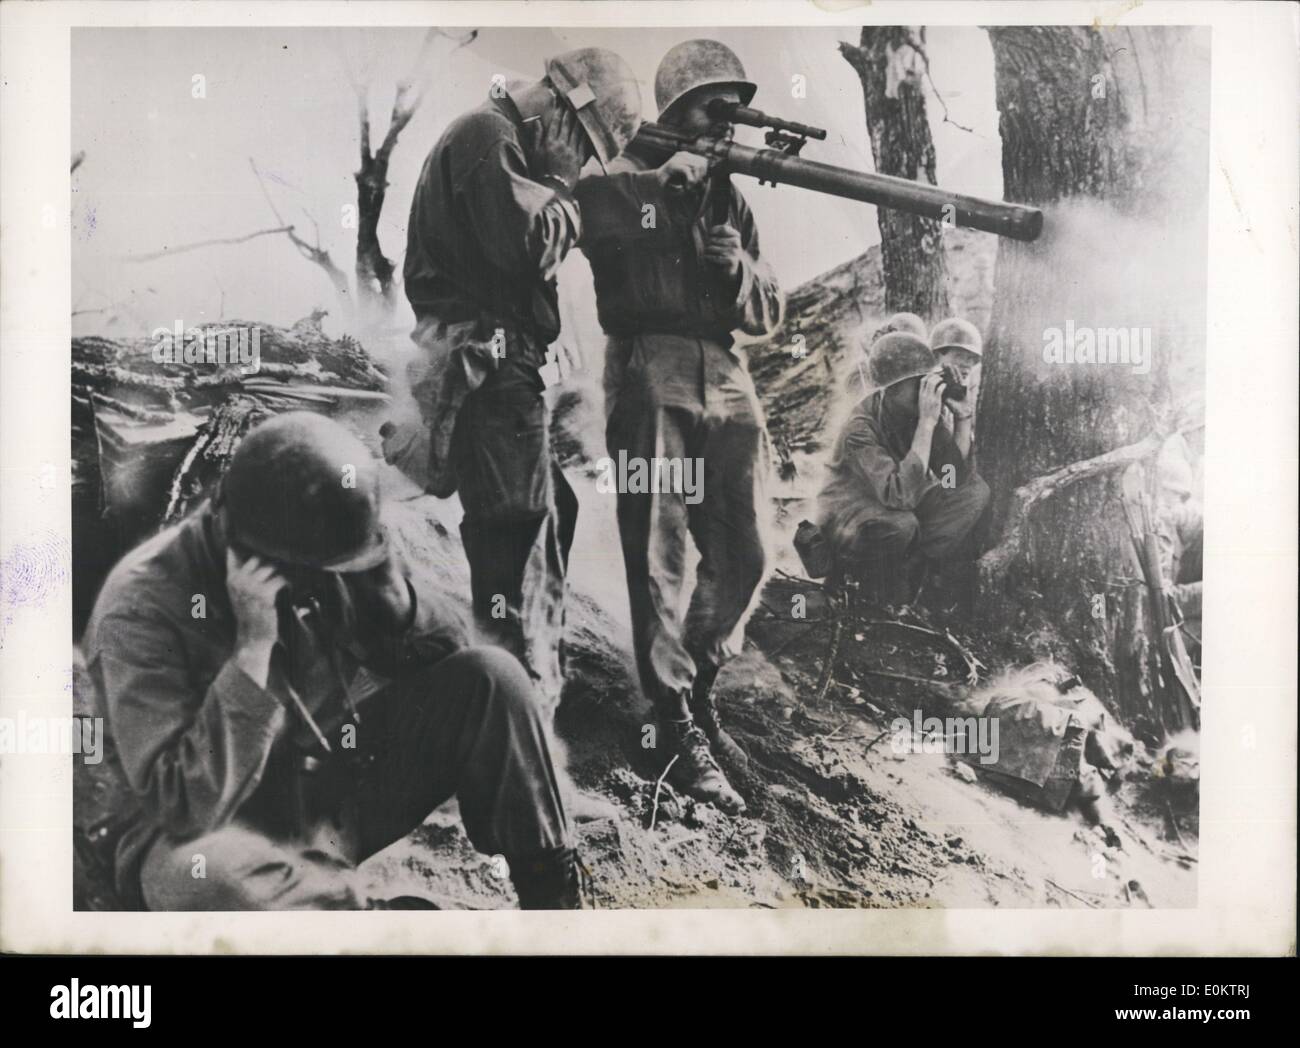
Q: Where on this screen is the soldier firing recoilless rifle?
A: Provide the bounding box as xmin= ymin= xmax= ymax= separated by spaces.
xmin=634 ymin=98 xmax=1044 ymax=242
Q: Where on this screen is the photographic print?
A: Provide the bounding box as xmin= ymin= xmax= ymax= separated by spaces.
xmin=1 ymin=1 xmax=1293 ymax=963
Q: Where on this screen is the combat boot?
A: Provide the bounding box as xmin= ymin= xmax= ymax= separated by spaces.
xmin=660 ymin=714 xmax=746 ymax=815
xmin=689 ymin=667 xmax=748 ymax=769
xmin=510 ymin=847 xmax=593 ymax=909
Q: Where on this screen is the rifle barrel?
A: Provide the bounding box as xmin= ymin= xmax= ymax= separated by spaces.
xmin=634 ymin=124 xmax=1043 ymax=243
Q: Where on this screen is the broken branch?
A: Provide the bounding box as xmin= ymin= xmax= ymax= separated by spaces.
xmin=979 ymin=432 xmax=1165 ymax=585
xmin=1045 ymin=879 xmax=1102 ymax=908
xmin=121 ymin=225 xmax=294 ymax=263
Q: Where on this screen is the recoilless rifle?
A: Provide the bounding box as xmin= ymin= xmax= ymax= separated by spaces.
xmin=634 ymin=98 xmax=1043 ymax=242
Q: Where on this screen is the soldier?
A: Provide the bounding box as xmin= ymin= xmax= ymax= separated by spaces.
xmin=575 ymin=40 xmax=784 ymax=813
xmin=929 ymin=316 xmax=983 ymax=385
xmin=399 ymin=48 xmax=641 ymax=714
xmin=816 ymin=332 xmax=989 ymax=607
xmin=856 ymin=312 xmax=930 ymax=396
xmin=929 ymin=316 xmax=983 ymax=459
xmin=85 ymin=413 xmax=584 ymax=910
xmin=875 ymin=311 xmax=929 ymax=343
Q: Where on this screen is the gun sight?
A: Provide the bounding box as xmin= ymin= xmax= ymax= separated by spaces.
xmin=706 ymin=99 xmax=827 ymax=141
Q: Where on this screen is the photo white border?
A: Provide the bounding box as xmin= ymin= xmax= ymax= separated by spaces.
xmin=1 ymin=0 xmax=1294 ymax=956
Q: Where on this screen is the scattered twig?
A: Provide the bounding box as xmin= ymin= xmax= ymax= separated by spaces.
xmin=856 ymin=619 xmax=984 ymax=685
xmin=858 ymin=668 xmax=962 ymax=693
xmin=1157 ymin=846 xmax=1198 ymax=866
xmin=775 ymin=568 xmax=823 ymax=589
xmin=1045 ymin=878 xmax=1101 ymax=908
xmin=862 ymin=728 xmax=893 ymax=755
xmin=813 ymin=609 xmax=845 ymax=705
xmin=816 ymin=722 xmax=848 ymax=742
xmin=648 ymin=755 xmax=679 ymax=832
xmin=810 ymin=724 xmax=887 ymax=743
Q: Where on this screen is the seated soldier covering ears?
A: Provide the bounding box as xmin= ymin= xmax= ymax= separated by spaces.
xmin=85 ymin=412 xmax=585 ymax=910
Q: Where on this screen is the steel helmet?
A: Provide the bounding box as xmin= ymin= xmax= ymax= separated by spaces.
xmin=930 ymin=317 xmax=984 ymax=358
xmin=654 ymin=39 xmax=756 ymax=119
xmin=873 ymin=312 xmax=929 ymax=343
xmin=219 ymin=411 xmax=388 ymax=573
xmin=546 ymin=48 xmax=643 ymax=171
xmin=865 ymin=332 xmax=937 ymax=391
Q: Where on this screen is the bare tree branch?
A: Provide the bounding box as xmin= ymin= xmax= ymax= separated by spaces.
xmin=249 ymin=157 xmax=352 ymax=301
xmin=121 ymin=225 xmax=294 ymax=263
xmin=908 ymin=36 xmax=979 ymax=136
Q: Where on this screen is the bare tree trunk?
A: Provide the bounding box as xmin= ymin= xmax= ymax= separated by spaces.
xmin=977 ymin=27 xmax=1210 ymax=737
xmin=840 ymin=27 xmax=949 ymax=320
xmin=352 ymin=28 xmax=478 ymax=326
xmin=352 ymin=93 xmax=406 ymax=317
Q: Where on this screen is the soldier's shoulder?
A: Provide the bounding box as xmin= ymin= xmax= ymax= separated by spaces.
xmin=85 ymin=524 xmax=193 ymax=641
xmin=848 ymin=394 xmax=884 ymax=426
xmin=446 ymin=104 xmax=519 ymax=154
xmin=838 ymin=395 xmax=886 ymax=440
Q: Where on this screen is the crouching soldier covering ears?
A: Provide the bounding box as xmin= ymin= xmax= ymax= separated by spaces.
xmin=85 ymin=413 xmax=586 ymax=909
xmin=816 ymin=332 xmax=989 ymax=608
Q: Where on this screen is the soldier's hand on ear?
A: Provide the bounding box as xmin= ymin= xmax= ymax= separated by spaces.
xmin=535 ymin=101 xmax=586 ymax=190
xmin=917 ymin=371 xmax=947 ymax=428
xmin=226 ymin=548 xmax=287 ymax=687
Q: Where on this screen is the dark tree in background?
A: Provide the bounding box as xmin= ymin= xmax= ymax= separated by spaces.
xmin=840 ymin=27 xmax=949 ymax=320
xmin=977 ymin=27 xmax=1210 ymax=735
xmin=351 ymin=28 xmax=478 ymax=326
